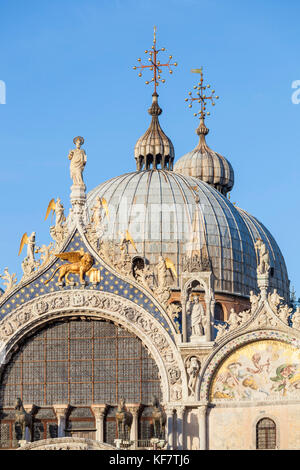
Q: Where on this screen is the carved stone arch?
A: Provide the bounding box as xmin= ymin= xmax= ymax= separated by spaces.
xmin=198 ymin=329 xmax=300 ymax=402
xmin=0 ymin=290 xmax=186 ymax=403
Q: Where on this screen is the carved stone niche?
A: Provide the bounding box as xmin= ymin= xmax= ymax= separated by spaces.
xmin=180 ymin=272 xmax=215 ymax=344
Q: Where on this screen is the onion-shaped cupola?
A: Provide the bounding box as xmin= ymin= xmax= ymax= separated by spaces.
xmin=174 ymin=68 xmax=234 ymax=196
xmin=132 ymin=26 xmax=177 ymax=171
xmin=134 ymin=92 xmax=175 ymax=171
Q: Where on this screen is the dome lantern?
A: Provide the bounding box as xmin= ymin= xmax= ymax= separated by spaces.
xmin=174 ymin=68 xmax=234 ymax=196
xmin=134 ymin=92 xmax=175 ymax=171
xmin=132 ymin=27 xmax=177 ymax=171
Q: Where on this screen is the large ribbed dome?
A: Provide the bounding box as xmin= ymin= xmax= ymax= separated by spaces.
xmin=87 ymin=170 xmax=289 ymax=299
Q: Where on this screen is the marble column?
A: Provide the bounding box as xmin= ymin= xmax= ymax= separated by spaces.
xmin=91 ymin=404 xmax=108 ymax=442
xmin=198 ymin=403 xmax=208 ymax=450
xmin=53 ymin=404 xmax=70 ymax=438
xmin=165 ymin=406 xmax=174 ymax=449
xmin=127 ymin=404 xmax=141 ymax=448
xmin=175 ymin=406 xmax=185 ymax=450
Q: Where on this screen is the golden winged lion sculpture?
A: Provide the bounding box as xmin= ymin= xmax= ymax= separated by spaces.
xmin=44 ymin=250 xmax=94 ymax=285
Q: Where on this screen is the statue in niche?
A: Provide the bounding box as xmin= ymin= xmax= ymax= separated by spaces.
xmin=186 ymin=356 xmax=201 ymax=397
xmin=187 ymin=295 xmax=205 ymax=337
xmin=255 ymin=238 xmax=270 ymax=275
xmin=68 ymin=136 xmax=87 ymax=186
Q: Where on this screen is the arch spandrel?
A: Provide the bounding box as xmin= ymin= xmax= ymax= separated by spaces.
xmin=0 ymin=228 xmax=177 ymax=341
xmin=199 ymin=330 xmax=300 ymax=402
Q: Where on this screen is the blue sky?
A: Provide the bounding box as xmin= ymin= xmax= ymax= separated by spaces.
xmin=0 ymin=0 xmax=299 ymax=297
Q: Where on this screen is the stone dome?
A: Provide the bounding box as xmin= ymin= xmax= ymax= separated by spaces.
xmin=86 ymin=170 xmax=289 ymax=299
xmin=174 ymin=119 xmax=234 ymax=195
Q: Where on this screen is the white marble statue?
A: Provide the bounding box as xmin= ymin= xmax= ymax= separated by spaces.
xmin=215 ymin=322 xmax=228 ymax=341
xmin=68 ymin=136 xmax=87 ymax=186
xmin=157 ymin=256 xmax=168 ymax=288
xmin=187 ymin=295 xmax=205 ymax=337
xmin=250 ymin=290 xmax=260 ymax=311
xmin=255 ymin=238 xmax=270 ymax=275
xmin=91 ymin=196 xmax=102 ymax=231
xmin=269 ymin=289 xmax=284 ymax=310
xmin=227 ymin=308 xmax=241 ymax=330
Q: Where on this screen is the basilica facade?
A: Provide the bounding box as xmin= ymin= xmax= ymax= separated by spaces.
xmin=0 ymin=48 xmax=299 ymax=450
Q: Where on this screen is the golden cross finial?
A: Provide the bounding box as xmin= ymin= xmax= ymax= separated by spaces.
xmin=133 ymin=26 xmax=178 ymax=93
xmin=185 ymin=67 xmax=219 ymax=119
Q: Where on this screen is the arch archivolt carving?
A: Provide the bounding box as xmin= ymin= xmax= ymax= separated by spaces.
xmin=198 ymin=329 xmax=300 ymax=402
xmin=0 ymin=289 xmax=186 ymax=402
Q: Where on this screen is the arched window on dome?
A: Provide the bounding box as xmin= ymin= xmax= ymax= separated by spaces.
xmin=214 ymin=303 xmax=224 ymax=322
xmin=256 ymin=418 xmax=276 ymax=450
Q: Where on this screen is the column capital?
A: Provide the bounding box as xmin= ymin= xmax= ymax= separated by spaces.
xmin=163 ymin=405 xmax=175 ymax=417
xmin=198 ymin=402 xmax=208 ymax=417
xmin=126 ymin=403 xmax=141 ymax=416
xmin=91 ymin=404 xmax=108 ymax=419
xmin=53 ymin=404 xmax=70 ymax=419
xmin=175 ymin=406 xmax=186 ymax=419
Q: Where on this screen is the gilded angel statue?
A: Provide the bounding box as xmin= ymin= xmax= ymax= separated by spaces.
xmin=45 ymin=198 xmax=66 ymax=228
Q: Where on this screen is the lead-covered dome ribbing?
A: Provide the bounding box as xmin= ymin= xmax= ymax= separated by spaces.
xmin=174 ymin=119 xmax=234 ymax=196
xmin=86 ymin=170 xmax=289 ymax=300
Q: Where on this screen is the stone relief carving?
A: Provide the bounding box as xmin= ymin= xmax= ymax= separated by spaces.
xmin=0 ymin=290 xmax=183 ymax=401
xmin=134 ymin=265 xmax=154 ymax=292
xmin=215 ymin=322 xmax=228 ymax=341
xmin=0 ymin=268 xmax=17 ymax=296
xmin=17 ymin=437 xmax=115 ymax=451
xmin=166 ymin=303 xmax=181 ymax=334
xmin=182 ymin=252 xmax=210 ymax=273
xmin=35 ymin=242 xmax=55 ymax=267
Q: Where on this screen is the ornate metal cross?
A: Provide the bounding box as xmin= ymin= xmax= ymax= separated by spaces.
xmin=185 ymin=67 xmax=219 ymax=119
xmin=133 ymin=26 xmax=178 ymax=93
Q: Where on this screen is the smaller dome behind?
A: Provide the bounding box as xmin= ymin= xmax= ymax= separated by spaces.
xmin=174 ymin=119 xmax=234 ymax=196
